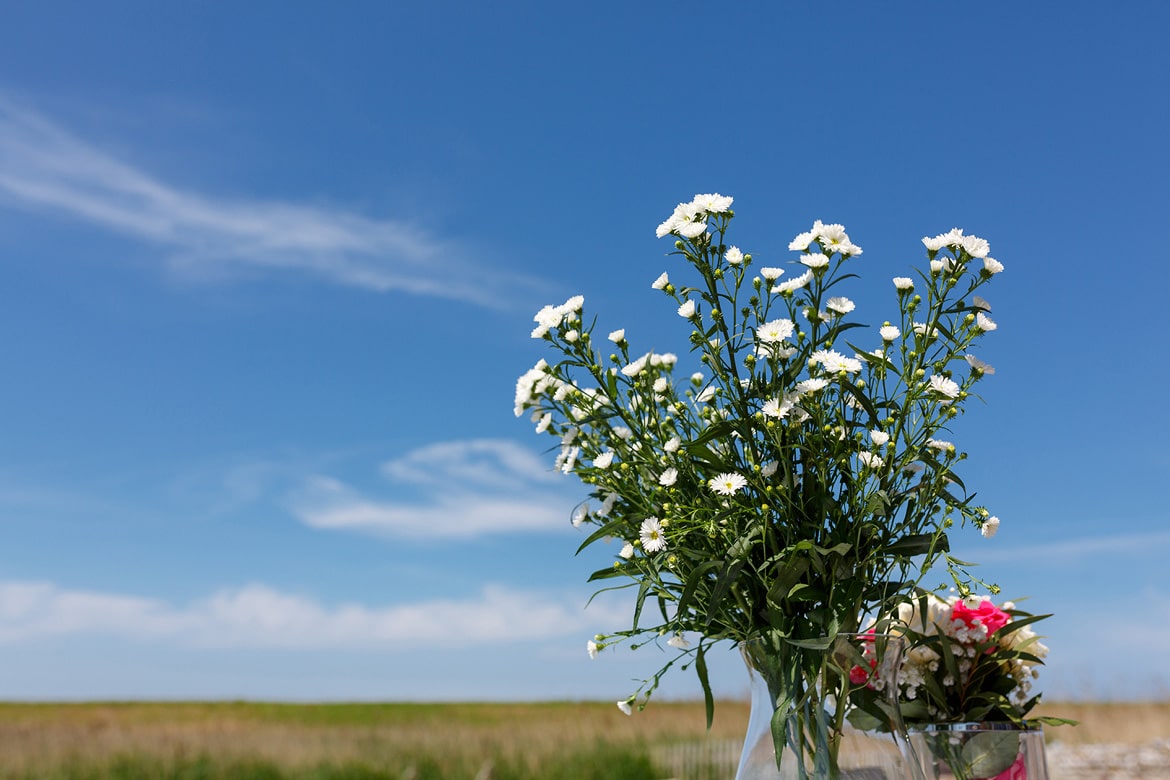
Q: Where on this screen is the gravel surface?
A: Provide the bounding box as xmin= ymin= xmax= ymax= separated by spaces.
xmin=1047 ymin=739 xmax=1170 ymax=779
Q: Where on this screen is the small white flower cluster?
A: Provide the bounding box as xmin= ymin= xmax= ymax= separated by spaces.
xmin=655 ymin=192 xmax=734 ymax=239
xmin=789 ymin=220 xmax=863 ymax=257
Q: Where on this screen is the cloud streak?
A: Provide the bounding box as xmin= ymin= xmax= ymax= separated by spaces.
xmin=0 ymin=97 xmax=543 ymax=307
xmin=0 ymin=580 xmax=615 ymax=649
xmin=290 ymin=439 xmax=583 ymax=538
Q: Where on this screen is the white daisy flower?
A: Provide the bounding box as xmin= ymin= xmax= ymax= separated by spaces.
xmin=756 ymin=318 xmax=795 ymax=343
xmin=653 ymin=377 xmax=669 ymax=394
xmin=961 ymin=234 xmax=990 ymax=259
xmin=930 ymin=259 xmax=946 ymax=274
xmin=696 ymin=386 xmax=716 ymax=403
xmin=619 ymin=542 xmax=635 ymax=559
xmin=892 ymin=277 xmax=914 ymax=291
xmin=796 ymin=378 xmax=829 ymax=394
xmin=826 ymin=296 xmax=855 ymax=315
xmin=964 ymin=354 xmax=995 ymax=374
xmin=608 ymin=328 xmax=626 ymax=343
xmin=651 ymin=272 xmax=670 ymax=290
xmin=879 ymin=325 xmax=900 ymax=342
xmin=535 ymin=413 xmax=553 ymax=434
xmin=613 ymin=426 xmax=633 ymax=440
xmin=762 ymin=397 xmax=794 ymax=419
xmin=926 ymin=438 xmax=955 ymax=452
xmin=811 ymin=349 xmax=862 ymax=374
xmin=597 ymin=492 xmax=618 ymax=517
xmin=922 ymin=234 xmax=947 ymax=252
xmin=621 ymin=354 xmax=650 ymax=377
xmin=572 ymin=503 xmax=590 ymax=528
xmin=800 ymin=253 xmax=830 ymax=269
xmin=691 ymin=192 xmax=734 ymax=213
xmin=928 ymin=374 xmax=961 ymax=400
xmin=972 ymin=295 xmax=992 ymax=311
xmin=761 ymin=461 xmax=778 ymax=477
xmin=658 ymin=468 xmax=678 ymax=487
xmin=593 ymin=451 xmax=615 ymax=469
xmin=870 ymin=431 xmax=890 ymax=447
xmin=772 ymin=270 xmax=813 ymax=294
xmin=725 ymin=246 xmax=744 ymax=265
xmin=976 ymin=312 xmax=997 ymax=332
xmin=983 ymin=257 xmax=1004 ymax=274
xmin=617 ymin=700 xmax=633 ymax=716
xmin=531 ymin=304 xmax=564 ymax=338
xmin=639 ymin=517 xmax=667 ymax=553
xmin=982 ymin=516 xmax=1000 ymax=538
xmin=708 ymin=472 xmax=748 ymax=496
xmin=587 ymin=640 xmax=599 ymax=659
xmin=858 ymin=451 xmax=884 ymax=470
xmin=667 ymin=634 xmax=692 ymax=649
xmin=564 ymin=329 xmax=579 ymax=343
xmin=788 ymin=231 xmax=816 ymax=251
xmin=677 ymin=299 xmax=696 ymax=319
xmin=759 ymin=266 xmax=784 ymax=281
xmin=664 ymin=436 xmax=682 ymax=453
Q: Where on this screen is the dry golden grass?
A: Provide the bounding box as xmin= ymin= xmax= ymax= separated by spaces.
xmin=0 ymin=699 xmax=1165 ymax=776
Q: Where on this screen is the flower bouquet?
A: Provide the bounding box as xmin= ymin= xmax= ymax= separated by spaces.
xmin=515 ymin=193 xmax=1007 ymax=777
xmin=858 ymin=593 xmax=1072 ymax=780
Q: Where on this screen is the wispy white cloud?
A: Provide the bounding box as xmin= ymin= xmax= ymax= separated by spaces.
xmin=0 ymin=580 xmax=618 ymax=649
xmin=975 ymin=528 xmax=1170 ymax=563
xmin=290 ymin=439 xmax=583 ymax=538
xmin=0 ymin=97 xmax=544 ymax=307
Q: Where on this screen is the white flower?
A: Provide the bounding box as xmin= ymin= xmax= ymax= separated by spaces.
xmin=762 ymin=397 xmax=795 ymax=419
xmin=858 ymin=451 xmax=884 ymax=470
xmin=816 ymin=223 xmax=861 ymax=255
xmin=587 ymin=640 xmax=599 ymax=659
xmin=653 ymin=377 xmax=669 ymax=394
xmin=810 ymin=349 xmax=862 ymax=374
xmin=664 ymin=436 xmax=682 ymax=453
xmin=922 ymin=234 xmax=947 ymax=252
xmin=617 ymin=700 xmax=633 ymax=716
xmin=788 ymin=230 xmax=816 ymax=251
xmin=651 ymin=272 xmax=670 ymax=290
xmin=961 ymin=234 xmax=990 ymax=259
xmin=621 ymin=354 xmax=650 ymax=377
xmin=696 ymin=386 xmax=716 ymax=403
xmin=983 ymin=257 xmax=1004 ymax=274
xmin=761 ymin=461 xmax=778 ymax=477
xmin=593 ymin=451 xmax=615 ymax=469
xmin=639 ymin=517 xmax=667 ymax=553
xmin=608 ymin=328 xmax=626 ymax=343
xmin=930 ymin=259 xmax=946 ymax=274
xmin=928 ymin=374 xmax=961 ymax=400
xmin=772 ymin=270 xmax=813 ymax=294
xmin=795 ymin=378 xmax=829 ymax=394
xmin=892 ymin=277 xmax=914 ymax=291
xmin=725 ymin=246 xmax=744 ymax=265
xmin=800 ymin=253 xmax=830 ymax=269
xmin=708 ymin=472 xmax=748 ymax=496
xmin=972 ymin=295 xmax=992 ymax=312
xmin=826 ymin=296 xmax=855 ymax=315
xmin=658 ymin=468 xmax=678 ymax=487
xmin=531 ymin=304 xmax=563 ymax=338
xmin=619 ymin=542 xmax=635 ymax=559
xmin=691 ymin=192 xmax=734 ymax=213
xmin=982 ymin=516 xmax=1001 ymax=538
xmin=760 ymin=267 xmax=784 ymax=281
xmin=976 ymin=312 xmax=998 ymax=332
xmin=656 ymin=201 xmax=703 ymax=239
xmin=535 ymin=413 xmax=552 ymax=434
xmin=759 ymin=343 xmax=797 ymax=360
xmin=756 ymin=318 xmax=795 ymax=343
xmin=667 ymin=634 xmax=692 ymax=649
xmin=926 ymin=438 xmax=955 ymax=452
xmin=564 ymin=329 xmax=579 ymax=343
xmin=572 ymin=503 xmax=589 ymax=527
xmin=677 ymin=299 xmax=696 ymax=319
xmin=597 ymin=492 xmax=618 ymax=517
xmin=560 ymin=295 xmax=585 ymax=313
xmin=870 ymin=430 xmax=890 ymax=447
xmin=652 ymin=352 xmax=678 ymax=367
xmin=964 ymin=354 xmax=995 ymax=374
xmin=879 ymin=325 xmax=900 ymax=341
xmin=804 ymin=307 xmax=830 ymax=324
xmin=613 ymin=426 xmax=633 ymax=440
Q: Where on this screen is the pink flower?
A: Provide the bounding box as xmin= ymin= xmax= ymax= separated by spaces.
xmin=951 ymin=598 xmax=1012 ymax=636
xmin=993 ymin=754 xmax=1027 ymax=780
xmin=849 ymin=664 xmax=871 ymax=686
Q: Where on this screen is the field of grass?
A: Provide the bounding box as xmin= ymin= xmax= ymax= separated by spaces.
xmin=0 ymin=700 xmax=1164 ymax=779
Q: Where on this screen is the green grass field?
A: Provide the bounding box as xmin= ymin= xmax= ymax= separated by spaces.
xmin=0 ymin=700 xmax=1162 ymax=779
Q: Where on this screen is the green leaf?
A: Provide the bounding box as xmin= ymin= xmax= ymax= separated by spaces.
xmin=960 ymin=731 xmax=1021 ymax=778
xmin=696 ymin=643 xmax=714 ymax=730
xmin=705 ymin=558 xmax=745 ymax=627
xmin=886 ymin=533 xmax=948 ymax=557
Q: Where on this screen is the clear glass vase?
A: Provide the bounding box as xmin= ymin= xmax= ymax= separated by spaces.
xmin=735 ymin=633 xmax=921 ymax=780
xmin=906 ymin=723 xmax=1048 ymax=780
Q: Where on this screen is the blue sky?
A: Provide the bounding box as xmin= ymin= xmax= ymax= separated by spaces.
xmin=1 ymin=2 xmax=1169 ymax=704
